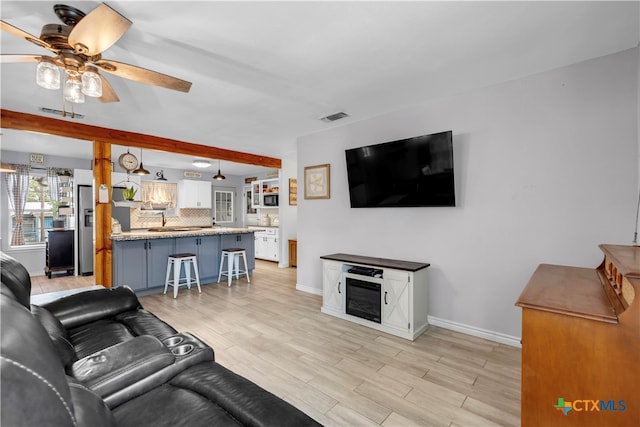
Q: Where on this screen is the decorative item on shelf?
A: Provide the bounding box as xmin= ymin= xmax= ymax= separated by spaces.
xmin=132 ymin=148 xmax=150 ymax=175
xmin=56 ymin=169 xmax=72 ymax=183
xmin=304 ymin=164 xmax=330 ymax=199
xmin=155 ymin=170 xmax=167 ymax=181
xmin=213 ymin=160 xmax=226 ymax=181
xmin=51 ymin=201 xmax=68 ymax=229
xmin=122 ymin=186 xmax=137 ymax=201
xmin=112 ymin=177 xmax=142 ymax=208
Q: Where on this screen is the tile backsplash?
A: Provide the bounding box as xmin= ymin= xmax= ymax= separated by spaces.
xmin=130 ymin=208 xmax=213 ymax=229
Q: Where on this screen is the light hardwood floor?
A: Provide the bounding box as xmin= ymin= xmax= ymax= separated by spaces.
xmin=31 ymin=261 xmax=521 ymax=427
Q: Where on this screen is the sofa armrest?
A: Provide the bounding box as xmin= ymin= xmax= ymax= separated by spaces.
xmin=41 ymin=287 xmax=142 ymax=329
xmin=71 ymin=335 xmax=174 ymax=398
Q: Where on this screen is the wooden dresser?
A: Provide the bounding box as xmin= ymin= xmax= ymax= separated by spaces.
xmin=516 ymin=244 xmax=639 ymax=426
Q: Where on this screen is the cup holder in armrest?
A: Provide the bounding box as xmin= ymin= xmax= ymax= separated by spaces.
xmin=171 ymin=344 xmax=194 ymax=356
xmin=162 ymin=335 xmax=185 ymax=347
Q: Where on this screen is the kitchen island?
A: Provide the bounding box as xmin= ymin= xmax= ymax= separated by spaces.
xmin=111 ymin=227 xmax=257 ymax=294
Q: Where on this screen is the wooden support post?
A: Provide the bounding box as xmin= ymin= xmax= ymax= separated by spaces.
xmin=94 ymin=140 xmax=112 ymax=288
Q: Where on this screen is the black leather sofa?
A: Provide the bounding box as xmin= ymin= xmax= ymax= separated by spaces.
xmin=1 ymin=252 xmax=321 ymax=427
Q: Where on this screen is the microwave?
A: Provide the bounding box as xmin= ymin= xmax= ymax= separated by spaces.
xmin=263 ymin=194 xmax=279 ymax=206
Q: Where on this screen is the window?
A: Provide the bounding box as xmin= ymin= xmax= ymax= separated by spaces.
xmin=6 ymin=171 xmax=63 ymax=247
xmin=214 ymin=190 xmax=234 ymax=224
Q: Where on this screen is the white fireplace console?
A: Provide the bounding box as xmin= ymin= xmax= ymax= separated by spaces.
xmin=320 ymin=253 xmax=430 ymax=341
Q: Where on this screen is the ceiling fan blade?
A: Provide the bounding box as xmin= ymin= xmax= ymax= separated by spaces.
xmin=0 ymin=54 xmax=45 ymax=63
xmin=68 ymin=3 xmax=132 ymax=56
xmin=99 ymin=74 xmax=119 ymax=103
xmin=94 ymin=59 xmax=192 ymax=93
xmin=1 ymin=20 xmax=53 ymax=51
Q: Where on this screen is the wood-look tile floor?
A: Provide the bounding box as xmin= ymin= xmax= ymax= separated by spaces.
xmin=31 ymin=261 xmax=521 ymax=426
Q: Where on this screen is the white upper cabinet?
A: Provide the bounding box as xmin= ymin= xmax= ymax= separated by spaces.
xmin=178 ymin=180 xmax=212 ymax=208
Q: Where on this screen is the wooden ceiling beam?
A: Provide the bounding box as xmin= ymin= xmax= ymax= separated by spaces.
xmin=0 ymin=109 xmax=281 ymax=168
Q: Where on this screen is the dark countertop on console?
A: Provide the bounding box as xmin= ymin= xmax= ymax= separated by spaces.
xmin=320 ymin=253 xmax=430 ymax=272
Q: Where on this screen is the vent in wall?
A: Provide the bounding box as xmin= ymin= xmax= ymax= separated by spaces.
xmin=320 ymin=111 xmax=350 ymax=123
xmin=39 ymin=107 xmax=84 ymax=119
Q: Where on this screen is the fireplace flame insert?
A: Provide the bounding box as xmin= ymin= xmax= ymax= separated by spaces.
xmin=345 ymin=274 xmax=382 ymax=323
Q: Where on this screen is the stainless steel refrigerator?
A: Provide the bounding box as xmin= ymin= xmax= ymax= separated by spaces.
xmin=77 ymin=185 xmax=94 ymax=276
xmin=77 ymin=185 xmax=131 ymax=276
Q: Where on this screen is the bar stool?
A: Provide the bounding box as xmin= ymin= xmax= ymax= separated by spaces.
xmin=218 ymin=248 xmax=250 ymax=287
xmin=164 ymin=253 xmax=201 ymax=298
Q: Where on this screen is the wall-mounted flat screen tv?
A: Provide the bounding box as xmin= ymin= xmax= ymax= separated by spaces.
xmin=345 ymin=130 xmax=455 ymax=208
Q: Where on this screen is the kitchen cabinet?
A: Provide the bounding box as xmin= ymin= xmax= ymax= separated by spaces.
xmin=175 ymin=235 xmax=221 ymax=283
xmin=178 ymin=180 xmax=211 ymax=208
xmin=252 ymin=228 xmax=279 ymax=262
xmin=221 ymin=233 xmax=255 ymax=270
xmin=113 ymin=232 xmax=256 ymax=293
xmin=112 ymin=238 xmax=174 ymax=290
xmin=251 ymin=178 xmax=279 ymax=208
xmin=320 ymin=254 xmax=430 ymax=340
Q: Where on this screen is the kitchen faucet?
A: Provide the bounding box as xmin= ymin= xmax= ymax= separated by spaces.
xmin=161 ymin=211 xmax=166 ymax=227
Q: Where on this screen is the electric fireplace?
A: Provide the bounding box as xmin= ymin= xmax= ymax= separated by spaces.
xmin=345 ymin=275 xmax=381 ymax=323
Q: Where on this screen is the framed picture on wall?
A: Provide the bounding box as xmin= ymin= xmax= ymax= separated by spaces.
xmin=304 ymin=164 xmax=330 ymax=199
xmin=289 ymin=178 xmax=297 ymax=205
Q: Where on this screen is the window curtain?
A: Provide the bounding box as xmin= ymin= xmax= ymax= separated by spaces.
xmin=4 ymin=164 xmax=30 ymax=246
xmin=141 ymin=182 xmax=177 ymax=209
xmin=46 ymin=167 xmax=60 ymax=204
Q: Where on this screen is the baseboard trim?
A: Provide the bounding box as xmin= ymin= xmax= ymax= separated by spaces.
xmin=427 ymin=315 xmax=521 ymax=348
xmin=296 ymin=284 xmax=322 ymax=295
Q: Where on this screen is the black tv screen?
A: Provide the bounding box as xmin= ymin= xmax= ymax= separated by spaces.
xmin=345 ymin=131 xmax=455 ymax=208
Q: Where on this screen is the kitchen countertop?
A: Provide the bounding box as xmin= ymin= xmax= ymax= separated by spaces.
xmin=111 ymin=227 xmax=262 ymax=241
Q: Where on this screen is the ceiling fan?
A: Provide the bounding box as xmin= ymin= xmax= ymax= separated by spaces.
xmin=1 ymin=2 xmax=192 ymax=104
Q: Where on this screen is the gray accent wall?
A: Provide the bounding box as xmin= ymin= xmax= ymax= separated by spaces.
xmin=296 ymin=47 xmax=639 ymax=339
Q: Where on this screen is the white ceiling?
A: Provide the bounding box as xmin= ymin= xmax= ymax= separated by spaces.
xmin=1 ymin=1 xmax=638 ymax=174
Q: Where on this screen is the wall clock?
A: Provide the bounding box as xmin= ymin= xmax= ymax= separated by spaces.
xmin=118 ymin=150 xmax=139 ymax=172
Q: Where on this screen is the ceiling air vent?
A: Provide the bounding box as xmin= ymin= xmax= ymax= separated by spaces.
xmin=320 ymin=111 xmax=350 ymax=123
xmin=39 ymin=107 xmax=84 ymax=119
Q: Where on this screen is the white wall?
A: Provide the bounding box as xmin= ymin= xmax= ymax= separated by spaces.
xmin=296 ymin=47 xmax=639 ymax=340
xmin=278 ymin=158 xmax=298 ymax=268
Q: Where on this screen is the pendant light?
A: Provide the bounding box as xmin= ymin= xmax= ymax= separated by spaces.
xmin=133 ymin=148 xmax=150 ymax=175
xmin=213 ymin=160 xmax=226 ymax=180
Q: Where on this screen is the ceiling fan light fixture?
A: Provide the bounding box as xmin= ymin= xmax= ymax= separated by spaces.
xmin=213 ymin=160 xmax=226 ymax=181
xmin=192 ymin=159 xmax=211 ymax=168
xmin=64 ymin=75 xmax=85 ymax=103
xmin=81 ymin=66 xmax=102 ymax=97
xmin=36 ymin=58 xmax=60 ymax=90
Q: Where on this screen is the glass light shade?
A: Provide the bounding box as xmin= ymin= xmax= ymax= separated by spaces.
xmin=81 ymin=68 xmax=102 ymax=97
xmin=36 ymin=60 xmax=60 ymax=90
xmin=192 ymin=160 xmax=211 ymax=168
xmin=64 ymin=77 xmax=85 ymax=103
